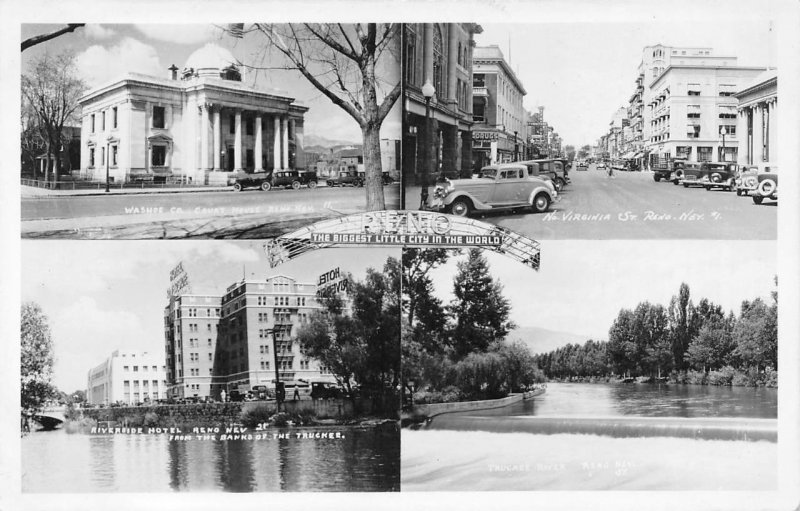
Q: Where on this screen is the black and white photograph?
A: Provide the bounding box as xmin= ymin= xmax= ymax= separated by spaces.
xmin=404 ymin=22 xmax=779 ymax=239
xmin=20 ymin=241 xmax=401 ymax=492
xmin=20 ymin=23 xmax=401 ymax=239
xmin=401 ymin=242 xmax=778 ymax=491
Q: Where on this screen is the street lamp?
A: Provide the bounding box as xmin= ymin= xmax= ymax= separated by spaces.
xmin=719 ymin=126 xmax=727 ymax=162
xmin=420 ymin=80 xmax=436 ymax=210
xmin=514 ymin=131 xmax=519 ymax=161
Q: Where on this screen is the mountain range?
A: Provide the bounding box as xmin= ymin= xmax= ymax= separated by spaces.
xmin=304 ymin=133 xmax=361 ymax=149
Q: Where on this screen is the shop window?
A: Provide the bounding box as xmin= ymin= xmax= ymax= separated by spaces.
xmin=697 ymin=147 xmax=713 ymax=162
xmin=153 ymin=106 xmax=165 ymax=129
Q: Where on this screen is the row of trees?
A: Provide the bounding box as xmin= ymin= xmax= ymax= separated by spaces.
xmin=296 ymin=258 xmax=401 ymax=415
xmin=402 ymin=248 xmax=543 ymax=404
xmin=534 ymin=282 xmax=778 ymax=383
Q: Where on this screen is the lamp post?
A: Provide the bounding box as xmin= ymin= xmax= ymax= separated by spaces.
xmin=270 ymin=328 xmax=282 ymax=413
xmin=105 ymin=144 xmax=110 ymax=193
xmin=420 ymin=80 xmax=435 ymax=210
xmin=514 ymin=131 xmax=519 ymax=161
xmin=719 ymin=126 xmax=727 ymax=162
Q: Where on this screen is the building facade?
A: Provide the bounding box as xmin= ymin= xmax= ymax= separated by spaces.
xmin=735 ymin=70 xmax=777 ymax=167
xmin=471 ymin=45 xmax=527 ymax=169
xmin=86 ymin=350 xmax=168 ymax=406
xmin=163 ymin=293 xmax=221 ymax=399
xmin=78 ymin=43 xmax=308 ymax=186
xmin=403 ymin=23 xmax=482 ymax=184
xmin=646 ymin=62 xmax=766 ymax=164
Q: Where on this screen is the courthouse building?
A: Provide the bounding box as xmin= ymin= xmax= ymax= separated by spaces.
xmin=86 ymin=350 xmax=168 ymax=406
xmin=403 ymin=23 xmax=482 ymax=184
xmin=78 ymin=43 xmax=308 ymax=185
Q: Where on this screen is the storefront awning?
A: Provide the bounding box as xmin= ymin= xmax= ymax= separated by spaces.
xmin=622 ymin=151 xmax=636 ymax=159
xmin=633 ymin=152 xmax=643 ymax=158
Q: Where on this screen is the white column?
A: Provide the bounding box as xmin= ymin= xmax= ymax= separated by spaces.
xmin=234 ymin=110 xmax=243 ymax=171
xmin=767 ymin=100 xmax=776 ymax=163
xmin=736 ymin=109 xmax=748 ymax=165
xmin=254 ymin=114 xmax=263 ymax=171
xmin=200 ymin=105 xmax=210 ymax=170
xmin=273 ymin=115 xmax=281 ymax=171
xmin=282 ymin=116 xmax=289 ymax=170
xmin=213 ymin=107 xmax=221 ymax=170
xmin=752 ymin=104 xmax=764 ymax=163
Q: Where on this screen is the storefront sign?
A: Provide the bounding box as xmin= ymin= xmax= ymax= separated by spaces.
xmin=472 ymin=131 xmax=499 ymax=141
xmin=264 ymin=211 xmax=542 ymax=270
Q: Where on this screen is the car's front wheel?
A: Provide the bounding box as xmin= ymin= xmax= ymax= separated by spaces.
xmin=654 ymin=174 xmax=661 ymax=182
xmin=532 ymin=192 xmax=551 ymax=213
xmin=449 ymin=198 xmax=472 ymax=217
xmin=233 ymin=183 xmax=243 ymax=192
xmin=308 ymin=180 xmax=318 ymax=189
xmin=291 ymin=181 xmax=301 ymax=190
xmin=753 ymin=195 xmax=764 ymax=205
xmin=555 ymin=178 xmax=566 ymax=191
xmin=736 ymin=189 xmax=743 ymax=196
xmin=260 ymin=181 xmax=272 ymax=191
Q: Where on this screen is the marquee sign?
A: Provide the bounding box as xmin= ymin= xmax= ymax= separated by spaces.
xmin=318 ymin=267 xmax=348 ymax=293
xmin=264 ymin=211 xmax=541 ymax=270
xmin=167 ymin=261 xmax=192 ymax=301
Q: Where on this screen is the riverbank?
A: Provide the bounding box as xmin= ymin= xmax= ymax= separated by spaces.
xmin=547 ymin=367 xmax=778 ymax=388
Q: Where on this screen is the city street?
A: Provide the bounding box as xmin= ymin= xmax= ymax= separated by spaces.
xmin=416 ymin=164 xmax=776 ymax=240
xmin=21 ymin=185 xmax=400 ymax=239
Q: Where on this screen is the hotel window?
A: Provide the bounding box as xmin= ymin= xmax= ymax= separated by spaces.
xmin=124 ymin=365 xmax=129 ymax=371
xmin=90 ymin=114 xmax=95 ymax=133
xmin=112 ymin=107 xmax=118 ymax=128
xmin=687 ymin=105 xmax=701 ymax=120
xmin=208 ymin=353 xmax=212 ymax=361
xmin=153 ymin=106 xmax=165 ymax=128
xmin=152 ymin=145 xmax=167 ymax=166
xmin=133 ymin=365 xmax=139 ymax=372
xmin=718 ymin=84 xmax=736 ymax=97
xmin=208 ymin=338 xmax=212 ymax=346
xmin=687 ymin=83 xmax=701 ymax=96
xmin=718 ymin=105 xmax=737 ymax=119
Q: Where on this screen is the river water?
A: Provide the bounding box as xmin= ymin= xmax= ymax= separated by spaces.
xmin=402 ymin=382 xmax=778 ymax=491
xmin=22 ymin=425 xmax=399 ymax=492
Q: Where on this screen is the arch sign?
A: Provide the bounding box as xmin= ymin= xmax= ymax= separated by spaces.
xmin=264 ymin=210 xmax=541 ymax=270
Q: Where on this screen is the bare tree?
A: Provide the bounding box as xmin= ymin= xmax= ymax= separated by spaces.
xmin=21 ymin=24 xmax=85 ymax=52
xmin=21 ymin=51 xmax=86 ymax=184
xmin=232 ymin=24 xmax=401 ymax=211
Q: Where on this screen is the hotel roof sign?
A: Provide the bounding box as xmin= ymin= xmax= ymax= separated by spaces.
xmin=264 ymin=210 xmax=541 ymax=270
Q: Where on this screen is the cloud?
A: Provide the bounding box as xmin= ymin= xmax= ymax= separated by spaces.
xmin=76 ymin=37 xmax=163 ymax=88
xmin=84 ymin=24 xmax=116 ymax=40
xmin=133 ymin=24 xmax=218 ymax=45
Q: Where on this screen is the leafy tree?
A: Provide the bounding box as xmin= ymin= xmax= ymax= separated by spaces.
xmin=296 ymin=258 xmax=400 ymax=412
xmin=685 ymin=315 xmax=735 ymax=372
xmin=733 ymin=298 xmax=777 ymax=371
xmin=21 ymin=51 xmax=86 ymax=184
xmin=607 ymin=309 xmax=638 ymax=376
xmin=401 ymin=248 xmax=450 ymax=333
xmin=21 ymin=303 xmax=57 ymax=415
xmin=449 ymin=249 xmax=515 ymax=358
xmin=232 ymin=24 xmax=401 ymax=211
xmin=667 ymin=283 xmax=695 ymax=371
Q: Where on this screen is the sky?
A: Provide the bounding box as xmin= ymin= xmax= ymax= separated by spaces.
xmin=476 ymin=20 xmax=776 ymax=149
xmin=429 ymin=241 xmax=777 ymax=341
xmin=20 ymin=23 xmax=401 ymax=144
xmin=21 ymin=241 xmax=399 ymax=392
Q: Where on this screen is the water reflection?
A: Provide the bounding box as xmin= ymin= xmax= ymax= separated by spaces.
xmin=23 ymin=425 xmax=399 ymax=493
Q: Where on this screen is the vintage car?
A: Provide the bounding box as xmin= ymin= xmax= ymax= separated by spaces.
xmin=597 ymin=161 xmax=607 ymax=170
xmin=576 ymin=160 xmax=589 ymax=170
xmin=271 ymin=170 xmax=318 ymax=190
xmin=699 ymin=162 xmax=738 ymax=191
xmin=430 ymin=163 xmax=557 ymax=217
xmin=678 ymin=162 xmax=705 ymax=187
xmin=735 ymin=165 xmax=776 ymax=197
xmin=233 ymin=172 xmax=272 ymax=191
xmin=519 ymin=158 xmax=569 ymax=191
xmin=550 ymin=158 xmax=572 ymax=186
xmin=326 ymin=170 xmax=364 ymax=187
xmin=652 ymin=158 xmax=688 ymax=183
xmin=751 ymin=169 xmax=778 ymax=204
xmin=382 ymin=171 xmax=395 ymax=185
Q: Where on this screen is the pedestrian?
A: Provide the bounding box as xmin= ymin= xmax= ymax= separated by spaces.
xmin=607 ymin=161 xmax=615 ymax=179
xmin=293 ymin=384 xmax=300 ymax=401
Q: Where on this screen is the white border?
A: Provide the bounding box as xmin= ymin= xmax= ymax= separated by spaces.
xmin=3 ymin=1 xmax=799 ymax=510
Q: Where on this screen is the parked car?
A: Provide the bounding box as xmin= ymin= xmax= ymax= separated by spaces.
xmin=736 ymin=164 xmax=777 ymax=197
xmin=699 ymin=162 xmax=738 ymax=191
xmin=519 ymin=158 xmax=568 ymax=191
xmin=576 ymin=160 xmax=589 ymax=170
xmin=751 ymin=169 xmax=778 ymax=204
xmin=430 ymin=163 xmax=557 ymax=217
xmin=677 ymin=162 xmax=705 ymax=187
xmin=597 ymin=161 xmax=607 ymax=170
xmin=233 ymin=172 xmax=272 ymax=191
xmin=310 ymin=382 xmax=343 ymax=400
xmin=652 ymin=157 xmax=688 ymax=183
xmin=326 ymin=170 xmax=364 ymax=187
xmin=271 ymin=170 xmax=318 ymax=190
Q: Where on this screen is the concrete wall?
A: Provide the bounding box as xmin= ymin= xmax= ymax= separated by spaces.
xmin=410 ymin=393 xmax=523 ymax=418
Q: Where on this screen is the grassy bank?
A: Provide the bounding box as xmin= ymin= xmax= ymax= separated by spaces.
xmin=547 ymin=367 xmax=778 ymax=388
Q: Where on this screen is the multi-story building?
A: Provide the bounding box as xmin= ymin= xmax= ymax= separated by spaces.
xmin=163 ymin=293 xmax=221 ymax=399
xmin=380 ymin=139 xmax=401 ymax=181
xmin=403 ymin=23 xmax=483 ymax=184
xmin=78 ymin=43 xmax=307 ymax=186
xmin=214 ymin=275 xmax=337 ymax=397
xmin=471 ymin=45 xmax=527 ymax=168
xmin=646 ymin=61 xmax=766 ymax=164
xmin=86 ymin=350 xmax=168 ymax=406
xmin=735 ymin=69 xmax=777 ymax=167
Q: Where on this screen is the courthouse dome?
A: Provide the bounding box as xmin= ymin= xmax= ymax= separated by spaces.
xmin=183 ymin=43 xmax=239 ymax=79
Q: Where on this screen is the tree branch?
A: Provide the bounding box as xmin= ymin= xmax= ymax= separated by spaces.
xmin=22 ymin=24 xmax=85 ymax=52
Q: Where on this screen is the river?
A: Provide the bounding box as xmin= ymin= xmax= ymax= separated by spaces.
xmin=22 ymin=425 xmax=399 ymax=492
xmin=402 ymin=382 xmax=778 ymax=491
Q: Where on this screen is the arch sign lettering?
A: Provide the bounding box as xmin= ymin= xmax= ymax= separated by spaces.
xmin=264 ymin=210 xmax=541 ymax=270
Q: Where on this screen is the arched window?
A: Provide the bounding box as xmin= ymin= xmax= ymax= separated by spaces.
xmin=433 ymin=24 xmax=444 ymax=96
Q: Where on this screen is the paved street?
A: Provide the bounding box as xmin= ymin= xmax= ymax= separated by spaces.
xmin=22 ymin=185 xmax=400 ymax=239
xmin=413 ymin=164 xmax=776 ymax=240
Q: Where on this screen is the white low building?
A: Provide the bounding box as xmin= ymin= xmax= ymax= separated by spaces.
xmin=735 ymin=69 xmax=777 ymax=167
xmin=86 ymin=350 xmax=168 ymax=406
xmin=78 ymin=43 xmax=308 ymax=186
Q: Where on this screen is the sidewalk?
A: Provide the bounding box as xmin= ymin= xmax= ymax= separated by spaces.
xmin=21 ymin=182 xmax=331 ymax=199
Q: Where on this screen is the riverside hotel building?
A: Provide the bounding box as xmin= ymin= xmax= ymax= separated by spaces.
xmin=163 ymin=275 xmax=336 ymax=400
